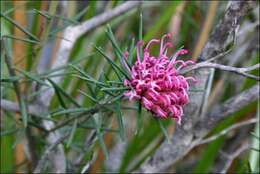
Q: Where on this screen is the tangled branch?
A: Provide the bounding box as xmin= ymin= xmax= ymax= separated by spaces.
xmin=180 ymin=62 xmax=260 ymax=80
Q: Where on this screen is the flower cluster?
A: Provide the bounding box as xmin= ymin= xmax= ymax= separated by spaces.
xmin=124 ymin=34 xmax=196 ymax=124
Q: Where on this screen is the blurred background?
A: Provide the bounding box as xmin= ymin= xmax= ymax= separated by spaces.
xmin=1 ymin=1 xmax=259 ymax=173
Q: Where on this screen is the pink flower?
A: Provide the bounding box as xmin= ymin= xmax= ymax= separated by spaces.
xmin=123 ymin=33 xmax=196 ymax=124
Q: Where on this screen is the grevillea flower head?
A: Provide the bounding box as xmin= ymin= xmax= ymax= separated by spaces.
xmin=123 ymin=33 xmax=197 ymax=124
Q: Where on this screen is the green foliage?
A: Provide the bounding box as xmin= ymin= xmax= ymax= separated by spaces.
xmin=1 ymin=1 xmax=259 ymax=173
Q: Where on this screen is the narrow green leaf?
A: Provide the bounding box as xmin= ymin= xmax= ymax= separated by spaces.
xmin=139 ymin=13 xmax=143 ymax=61
xmin=1 ymin=76 xmax=20 ymax=83
xmin=92 ymin=115 xmax=109 ymax=159
xmin=139 ymin=13 xmax=143 ymax=42
xmin=47 ymin=78 xmax=80 ymax=107
xmin=135 ymin=101 xmax=142 ymax=135
xmin=53 ymin=85 xmax=67 ymax=109
xmin=73 ymin=75 xmax=108 ymax=88
xmin=116 ymin=102 xmax=125 ymax=141
xmin=157 ymin=119 xmax=171 ymax=144
xmin=94 ymin=46 xmax=129 ymax=80
xmin=107 ymin=81 xmax=123 ymax=85
xmin=41 ymin=53 xmax=95 ymax=76
xmin=49 ymin=5 xmax=89 ymax=36
xmin=101 ymin=87 xmax=129 ymax=91
xmin=106 ymin=24 xmax=131 ymax=75
xmin=0 ymin=12 xmax=39 ymax=41
xmin=68 ymin=63 xmax=96 ymax=98
xmin=2 ymin=35 xmax=40 ymax=44
xmin=51 ymin=108 xmax=89 ymax=117
xmin=68 ymin=64 xmax=91 ymax=78
xmin=250 ymin=132 xmax=260 ymax=140
xmin=0 ymin=129 xmax=18 ymax=136
xmin=109 ymin=93 xmax=124 ymax=103
xmin=33 ymin=9 xmax=79 ymax=25
xmin=128 ymin=38 xmax=135 ymax=66
xmin=32 ymin=9 xmax=51 ymax=20
xmin=15 ymin=68 xmax=49 ymax=86
xmin=78 ymin=89 xmax=99 ymax=104
xmin=66 ymin=119 xmax=78 ymax=147
xmin=20 ymin=98 xmax=27 ymax=127
xmin=79 ymin=124 xmax=118 ymax=133
xmin=106 ymin=24 xmax=124 ymax=56
xmin=2 ymin=39 xmax=28 ymax=127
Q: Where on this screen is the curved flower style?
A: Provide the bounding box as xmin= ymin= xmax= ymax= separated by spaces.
xmin=123 ymin=33 xmax=196 ymax=124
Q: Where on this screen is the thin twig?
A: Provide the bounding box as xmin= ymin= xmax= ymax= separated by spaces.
xmin=205 ymin=48 xmax=232 ymax=63
xmin=33 ymin=132 xmax=70 ymax=173
xmin=2 ymin=39 xmax=28 ymax=126
xmin=180 ymin=62 xmax=260 ymax=80
xmin=206 ymin=84 xmax=259 ymax=127
xmin=196 ymin=118 xmax=258 ymax=146
xmin=220 ymin=142 xmax=249 ymax=173
xmin=0 ymin=99 xmax=39 ymax=117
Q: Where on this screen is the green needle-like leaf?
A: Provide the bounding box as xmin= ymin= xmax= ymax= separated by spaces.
xmin=157 ymin=119 xmax=171 ymax=144
xmin=20 ymin=98 xmax=28 ymax=127
xmin=73 ymin=75 xmax=109 ymax=88
xmin=47 ymin=78 xmax=80 ymax=107
xmin=92 ymin=115 xmax=109 ymax=159
xmin=101 ymin=87 xmax=129 ymax=91
xmin=2 ymin=35 xmax=40 ymax=44
xmin=128 ymin=38 xmax=135 ymax=66
xmin=51 ymin=108 xmax=89 ymax=117
xmin=106 ymin=24 xmax=131 ymax=75
xmin=78 ymin=89 xmax=99 ymax=104
xmin=0 ymin=12 xmax=39 ymax=41
xmin=139 ymin=13 xmax=143 ymax=61
xmin=135 ymin=101 xmax=142 ymax=135
xmin=15 ymin=68 xmax=49 ymax=86
xmin=95 ymin=46 xmax=130 ymax=80
xmin=66 ymin=119 xmax=78 ymax=147
xmin=116 ymin=102 xmax=125 ymax=141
